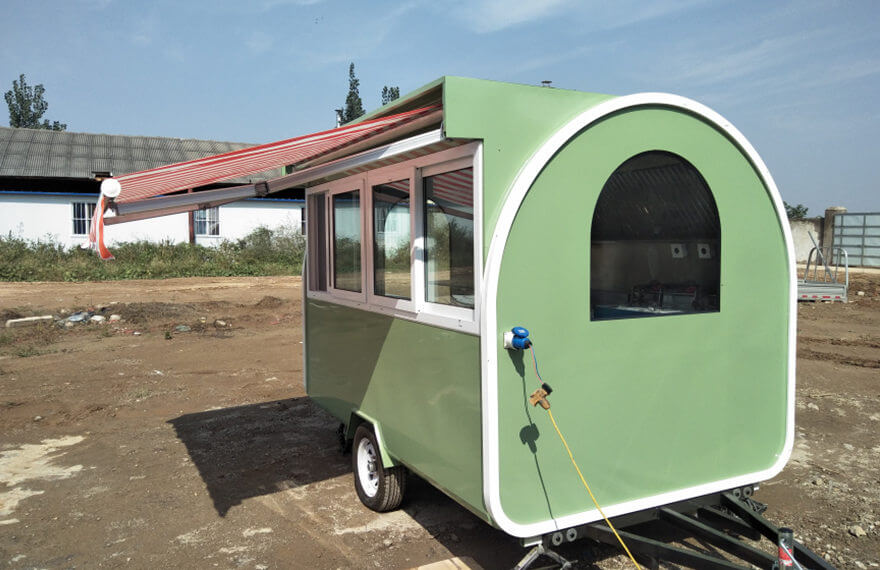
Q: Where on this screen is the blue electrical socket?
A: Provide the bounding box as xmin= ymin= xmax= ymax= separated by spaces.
xmin=503 ymin=326 xmax=531 ymax=350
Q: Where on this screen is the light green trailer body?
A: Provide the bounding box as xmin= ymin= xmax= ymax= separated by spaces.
xmin=304 ymin=77 xmax=794 ymax=538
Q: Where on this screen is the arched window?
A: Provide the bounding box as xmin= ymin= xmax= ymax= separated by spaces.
xmin=590 ymin=152 xmax=721 ymax=320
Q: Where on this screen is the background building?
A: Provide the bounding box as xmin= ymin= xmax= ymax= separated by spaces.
xmin=0 ymin=126 xmax=304 ymax=247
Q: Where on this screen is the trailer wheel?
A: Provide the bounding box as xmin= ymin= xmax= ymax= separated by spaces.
xmin=352 ymin=424 xmax=406 ymax=512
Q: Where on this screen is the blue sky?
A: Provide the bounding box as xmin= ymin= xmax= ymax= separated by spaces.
xmin=1 ymin=0 xmax=877 ymax=214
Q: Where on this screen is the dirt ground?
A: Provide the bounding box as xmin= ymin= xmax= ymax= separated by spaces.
xmin=0 ymin=275 xmax=878 ymax=569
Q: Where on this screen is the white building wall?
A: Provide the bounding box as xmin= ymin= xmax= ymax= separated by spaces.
xmin=1 ymin=193 xmax=78 ymax=245
xmin=104 ymin=212 xmax=189 ymax=245
xmin=0 ymin=193 xmax=304 ymax=248
xmin=789 ymin=218 xmax=824 ymax=263
xmin=199 ymin=199 xmax=304 ymax=246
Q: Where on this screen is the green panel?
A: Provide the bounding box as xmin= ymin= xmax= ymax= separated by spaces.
xmin=354 ymin=77 xmax=444 ymax=124
xmin=305 ymin=299 xmax=487 ymax=520
xmin=495 ymin=108 xmax=791 ymax=525
xmin=441 ymin=77 xmax=614 ymax=260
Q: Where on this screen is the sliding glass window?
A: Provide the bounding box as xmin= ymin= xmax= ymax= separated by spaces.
xmin=373 ymin=179 xmax=411 ymax=300
xmin=307 ymin=193 xmax=327 ymax=292
xmin=424 ymin=167 xmax=474 ymax=308
xmin=333 ymin=190 xmax=362 ymax=293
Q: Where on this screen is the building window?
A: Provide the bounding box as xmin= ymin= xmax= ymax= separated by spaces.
xmin=194 ymin=207 xmax=220 ymax=236
xmin=590 ymin=151 xmax=721 ymax=321
xmin=424 ymin=167 xmax=474 ymax=308
xmin=373 ymin=179 xmax=411 ymax=300
xmin=332 ymin=190 xmax=362 ymax=293
xmin=72 ymin=202 xmax=97 ymax=235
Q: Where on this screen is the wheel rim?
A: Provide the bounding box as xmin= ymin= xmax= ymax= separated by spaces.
xmin=356 ymin=437 xmax=380 ymax=498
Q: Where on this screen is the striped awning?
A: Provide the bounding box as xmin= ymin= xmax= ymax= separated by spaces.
xmin=89 ymin=105 xmax=442 ymax=259
xmin=427 ymin=167 xmax=473 ymax=208
xmin=112 ymin=105 xmax=441 ymax=204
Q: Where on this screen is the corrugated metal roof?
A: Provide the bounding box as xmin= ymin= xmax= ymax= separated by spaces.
xmin=0 ymin=126 xmax=282 ymax=183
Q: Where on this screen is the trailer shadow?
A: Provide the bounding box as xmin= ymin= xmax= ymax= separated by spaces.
xmin=167 ymin=397 xmax=628 ymax=568
xmin=168 ymin=396 xmax=348 ymax=516
xmin=400 ymin=476 xmax=627 ymax=569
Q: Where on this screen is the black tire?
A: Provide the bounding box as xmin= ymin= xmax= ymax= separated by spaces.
xmin=352 ymin=423 xmax=406 ymax=512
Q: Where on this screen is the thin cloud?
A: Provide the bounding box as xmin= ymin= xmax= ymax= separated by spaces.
xmin=244 ymin=31 xmax=275 ymax=55
xmin=597 ymin=0 xmax=716 ymax=30
xmin=454 ymin=0 xmax=572 ymax=33
xmin=815 ymin=57 xmax=880 ymax=85
xmin=448 ymin=0 xmax=712 ymax=34
xmin=514 ymin=44 xmax=596 ymax=75
xmin=163 ymin=45 xmax=186 ymax=63
xmin=672 ymin=36 xmax=806 ymax=86
xmin=289 ymin=2 xmax=419 ymax=68
xmin=130 ymin=16 xmax=158 ymax=46
xmin=257 ymin=0 xmax=324 ymax=8
xmin=649 ymin=21 xmax=879 ymax=110
xmin=79 ymin=0 xmax=114 ymax=9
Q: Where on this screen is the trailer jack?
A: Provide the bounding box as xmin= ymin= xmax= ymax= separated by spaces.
xmin=514 ymin=543 xmax=573 ymax=570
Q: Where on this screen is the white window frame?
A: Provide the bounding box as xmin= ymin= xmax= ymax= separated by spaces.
xmin=71 ymin=201 xmax=97 ymax=236
xmin=194 ymin=206 xmax=220 ymax=236
xmin=417 ymin=156 xmax=479 ymax=324
xmin=366 ymin=165 xmax=415 ymax=312
xmin=306 ymin=142 xmax=482 ymax=334
xmin=306 ymin=192 xmax=330 ymax=292
xmin=325 ymin=178 xmax=368 ymax=304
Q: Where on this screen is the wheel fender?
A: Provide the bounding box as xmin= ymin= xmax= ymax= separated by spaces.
xmin=348 ymin=411 xmax=398 ymax=467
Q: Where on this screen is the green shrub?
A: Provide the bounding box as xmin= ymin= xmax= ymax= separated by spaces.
xmin=0 ymin=224 xmax=306 ymax=282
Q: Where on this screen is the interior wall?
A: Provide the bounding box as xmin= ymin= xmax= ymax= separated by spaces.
xmin=591 ymin=240 xmax=721 ymax=292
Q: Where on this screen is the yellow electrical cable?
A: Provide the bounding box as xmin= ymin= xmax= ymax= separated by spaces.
xmin=545 ymin=408 xmax=642 ymax=569
xmin=527 ymin=343 xmax=640 ymax=568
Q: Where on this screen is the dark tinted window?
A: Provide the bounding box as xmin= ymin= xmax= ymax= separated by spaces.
xmin=591 ymin=152 xmax=720 ymax=320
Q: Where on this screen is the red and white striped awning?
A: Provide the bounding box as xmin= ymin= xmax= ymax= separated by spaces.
xmin=113 ymin=105 xmax=441 ymax=204
xmin=428 ymin=167 xmax=473 ymax=208
xmin=89 ymin=105 xmax=442 ymax=259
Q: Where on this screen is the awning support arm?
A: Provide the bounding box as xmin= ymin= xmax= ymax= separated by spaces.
xmin=105 ymin=128 xmax=450 ymax=226
xmin=105 ymin=183 xmax=270 ymax=225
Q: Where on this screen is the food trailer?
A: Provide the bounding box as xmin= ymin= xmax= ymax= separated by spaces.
xmin=299 ymin=76 xmax=794 ymax=534
xmin=99 ymin=77 xmax=824 ymax=568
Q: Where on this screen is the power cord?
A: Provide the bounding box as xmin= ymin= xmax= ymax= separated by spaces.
xmin=528 ymin=344 xmax=642 ymax=570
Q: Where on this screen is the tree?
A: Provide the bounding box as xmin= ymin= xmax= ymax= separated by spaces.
xmin=381 ymin=85 xmax=400 ymax=106
xmin=341 ymin=63 xmax=365 ymax=124
xmin=4 ymin=74 xmax=66 ymax=131
xmin=784 ymin=201 xmax=809 ymax=220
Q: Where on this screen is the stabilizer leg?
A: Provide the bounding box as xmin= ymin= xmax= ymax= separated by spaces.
xmin=513 ymin=544 xmax=572 ymax=570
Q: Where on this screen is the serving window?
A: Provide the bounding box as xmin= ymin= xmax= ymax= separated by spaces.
xmin=306 ymin=144 xmax=480 ymax=331
xmin=590 ymin=151 xmax=721 ymax=321
xmin=306 ymin=193 xmax=327 ymax=292
xmin=373 ymin=178 xmax=411 ymax=301
xmin=332 ymin=190 xmax=363 ymax=293
xmin=424 ymin=167 xmax=474 ymax=309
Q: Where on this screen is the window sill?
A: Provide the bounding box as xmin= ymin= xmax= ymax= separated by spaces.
xmin=307 ymin=290 xmax=478 ymax=335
